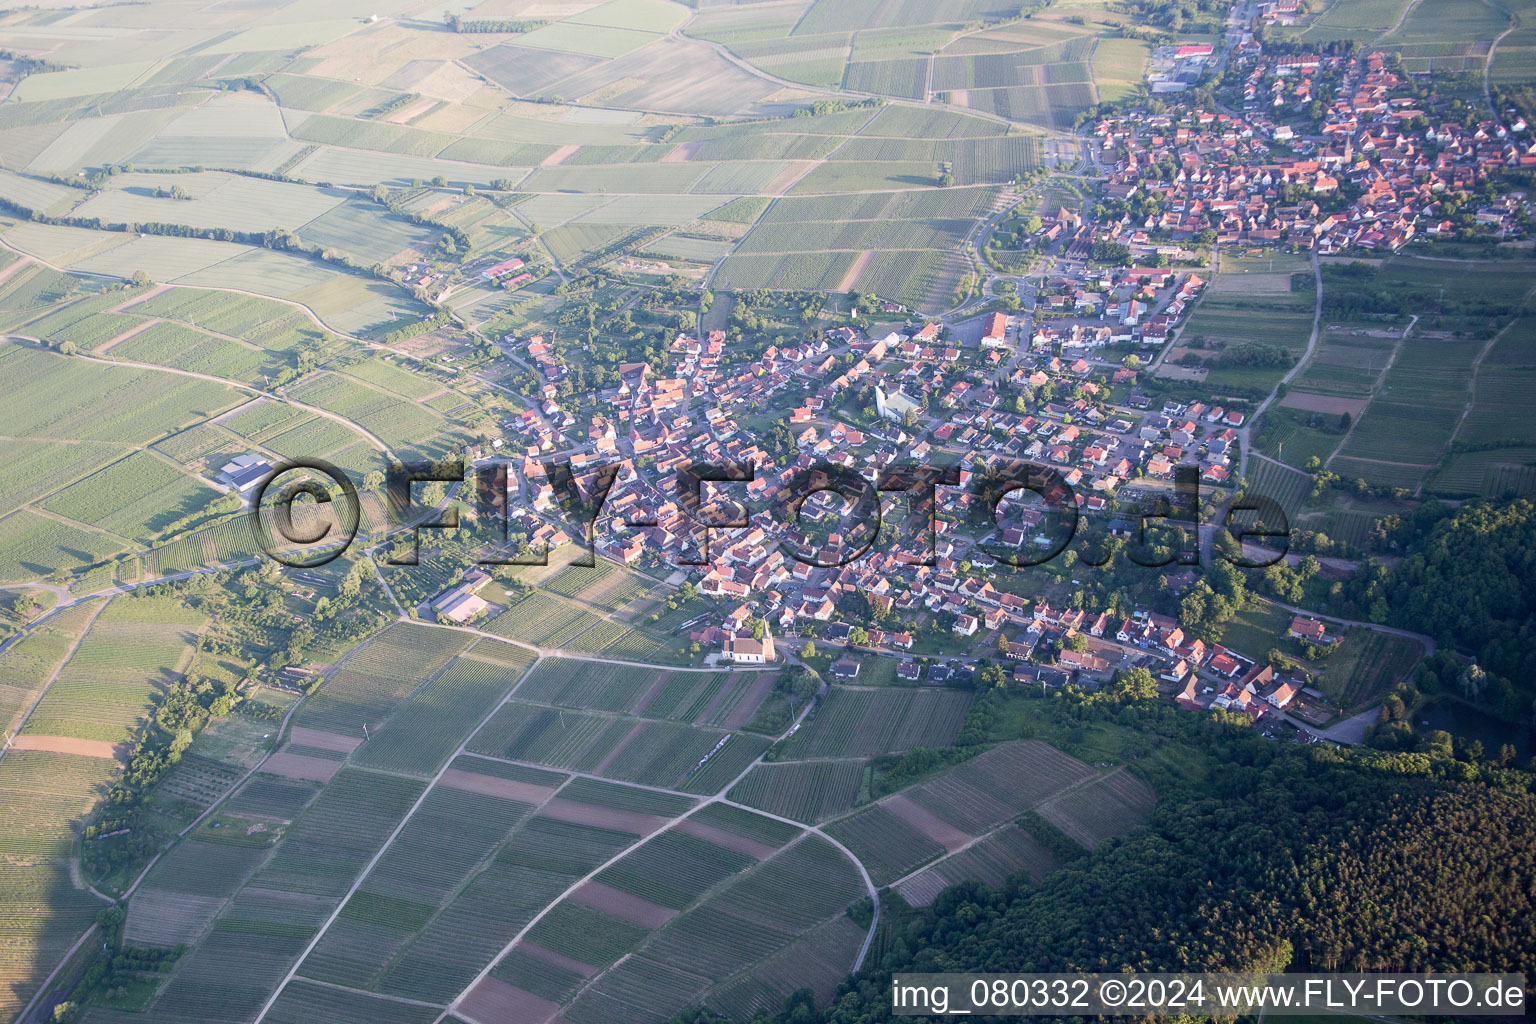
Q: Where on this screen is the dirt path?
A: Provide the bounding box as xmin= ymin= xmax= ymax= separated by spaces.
xmin=0 ymin=253 xmax=34 ymax=289
xmin=1486 ymin=22 xmax=1517 ymax=116
xmin=94 ymin=317 xmax=162 ymax=353
xmin=109 ymin=283 xmax=173 ymax=312
xmin=836 ymin=250 xmax=875 ymax=292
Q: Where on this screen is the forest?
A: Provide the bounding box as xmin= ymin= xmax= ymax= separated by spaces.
xmin=1337 ymin=498 xmax=1536 ymax=721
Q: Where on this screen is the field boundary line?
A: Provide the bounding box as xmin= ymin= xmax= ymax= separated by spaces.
xmin=279 ymin=976 xmax=445 ymax=1009
xmin=436 ymin=681 xmax=873 ymax=1023
xmin=8 ymin=334 xmax=394 ymax=453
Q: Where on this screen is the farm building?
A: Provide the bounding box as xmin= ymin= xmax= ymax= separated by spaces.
xmin=1288 ymin=617 xmax=1339 ymax=644
xmin=432 ymin=570 xmax=492 ymax=624
xmin=479 ymin=256 xmax=525 ymax=281
xmin=218 ymin=453 xmax=272 ymax=495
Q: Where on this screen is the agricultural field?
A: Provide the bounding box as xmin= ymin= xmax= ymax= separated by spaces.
xmin=21 ymin=595 xmax=206 ymax=743
xmin=293 ymin=622 xmax=473 ymax=740
xmin=1244 ymin=456 xmax=1313 ymax=522
xmin=824 ymin=740 xmax=1106 ymax=885
xmin=717 ymin=187 xmax=998 ymax=311
xmin=778 ymin=686 xmax=972 ymax=759
xmin=730 ymin=760 xmax=866 ymax=824
xmin=1034 ymin=769 xmax=1156 ymax=850
xmin=39 ymin=451 xmax=220 ymax=542
xmin=1180 ymin=272 xmax=1316 ymax=398
xmin=3 ymin=0 xmax=1523 ymax=1015
xmin=1312 ymin=630 xmax=1424 ymax=710
xmin=484 ymin=592 xmax=602 ymax=647
xmin=896 ymin=824 xmax=1062 ymax=907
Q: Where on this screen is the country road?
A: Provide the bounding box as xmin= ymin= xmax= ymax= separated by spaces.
xmin=1259 ymin=596 xmax=1437 ymax=656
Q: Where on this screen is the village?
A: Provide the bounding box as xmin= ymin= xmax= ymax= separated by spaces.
xmin=1091 ymin=44 xmax=1531 ymax=253
xmin=387 ymin=29 xmax=1536 ymax=752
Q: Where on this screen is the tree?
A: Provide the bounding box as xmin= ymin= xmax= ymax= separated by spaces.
xmin=130 ymin=270 xmax=153 ymax=288
xmin=1458 ymin=663 xmax=1487 ymax=700
xmin=56 ymin=340 xmax=78 ymax=356
xmin=1064 ymin=632 xmax=1089 ymax=652
xmin=800 ymin=639 xmax=816 ymax=659
xmin=1110 ymin=666 xmax=1158 ymax=701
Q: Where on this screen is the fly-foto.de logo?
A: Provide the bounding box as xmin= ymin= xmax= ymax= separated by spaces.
xmin=247 ymin=457 xmax=1292 ymax=572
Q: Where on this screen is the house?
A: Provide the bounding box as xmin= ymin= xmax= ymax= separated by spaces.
xmin=1014 ymin=664 xmax=1072 ymax=688
xmin=1208 ymin=652 xmax=1243 ymax=677
xmin=896 ymin=660 xmax=921 ymax=682
xmin=1288 ymin=617 xmax=1336 ymax=644
xmin=953 ymin=613 xmax=979 ymax=636
xmin=1266 ymin=680 xmax=1303 ymax=709
xmin=830 ymin=658 xmax=862 ymax=679
xmin=1059 ymin=648 xmax=1111 ymax=674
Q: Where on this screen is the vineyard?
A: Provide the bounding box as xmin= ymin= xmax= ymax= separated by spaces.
xmin=23 ymin=596 xmax=207 ymax=743
xmin=485 ymin=592 xmax=600 ymax=647
xmin=516 ymin=659 xmax=666 ymax=713
xmin=779 ymin=686 xmax=972 ymax=758
xmin=295 ymin=623 xmax=472 ymax=738
xmin=729 ymin=760 xmax=865 ymax=823
xmin=1035 ymin=769 xmax=1155 ymax=850
xmin=824 ymin=803 xmax=946 ymax=885
xmin=351 ymin=646 xmax=535 ymax=776
xmin=896 ymin=824 xmax=1062 ymax=907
